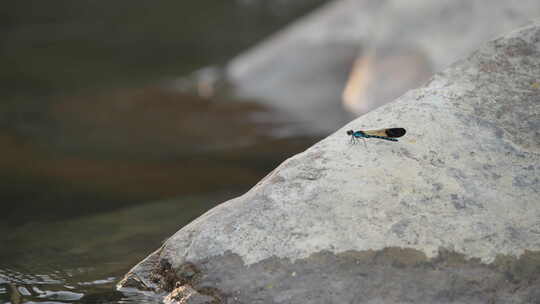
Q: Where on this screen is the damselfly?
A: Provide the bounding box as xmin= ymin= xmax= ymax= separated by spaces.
xmin=347 ymin=128 xmax=406 ymax=146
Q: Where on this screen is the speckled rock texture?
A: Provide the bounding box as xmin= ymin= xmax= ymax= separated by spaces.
xmin=226 ymin=0 xmax=540 ymax=133
xmin=119 ymin=23 xmax=540 ymax=303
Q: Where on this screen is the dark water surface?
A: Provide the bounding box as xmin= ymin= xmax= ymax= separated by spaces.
xmin=0 ymin=1 xmax=326 ymax=303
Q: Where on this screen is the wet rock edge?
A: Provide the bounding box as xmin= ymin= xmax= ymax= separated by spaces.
xmin=118 ymin=247 xmax=540 ymax=303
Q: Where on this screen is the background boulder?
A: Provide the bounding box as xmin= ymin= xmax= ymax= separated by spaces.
xmin=226 ymin=0 xmax=540 ymax=134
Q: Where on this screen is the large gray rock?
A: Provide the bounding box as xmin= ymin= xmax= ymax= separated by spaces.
xmin=119 ymin=23 xmax=540 ymax=303
xmin=226 ymin=0 xmax=540 ymax=133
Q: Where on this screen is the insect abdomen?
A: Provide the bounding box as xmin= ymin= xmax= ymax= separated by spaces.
xmin=367 ymin=135 xmax=398 ymax=141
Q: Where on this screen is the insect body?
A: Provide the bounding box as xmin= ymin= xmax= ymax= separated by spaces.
xmin=347 ymin=128 xmax=406 ymax=145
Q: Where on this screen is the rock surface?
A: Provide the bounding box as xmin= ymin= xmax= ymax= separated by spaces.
xmin=119 ymin=23 xmax=540 ymax=303
xmin=226 ymin=0 xmax=540 ymax=133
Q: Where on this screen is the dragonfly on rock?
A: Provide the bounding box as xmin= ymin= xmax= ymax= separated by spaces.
xmin=347 ymin=128 xmax=406 ymax=146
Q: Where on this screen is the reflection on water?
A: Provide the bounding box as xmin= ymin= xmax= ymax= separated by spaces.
xmin=1 ymin=194 xmax=237 ymax=303
xmin=1 ymin=85 xmax=316 ymax=224
xmin=1 ymin=0 xmax=326 ymax=303
xmin=1 ymin=266 xmax=158 ymax=303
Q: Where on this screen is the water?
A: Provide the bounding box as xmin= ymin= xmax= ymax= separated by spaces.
xmin=1 ymin=194 xmax=247 ymax=303
xmin=0 ymin=1 xmax=326 ymax=303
